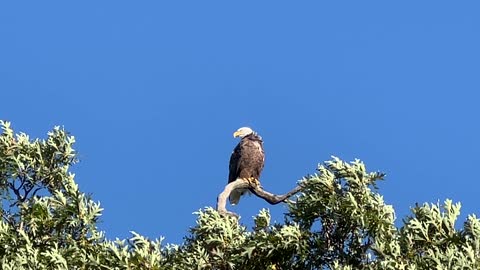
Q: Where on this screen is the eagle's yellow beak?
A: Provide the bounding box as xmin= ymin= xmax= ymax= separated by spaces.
xmin=233 ymin=131 xmax=241 ymax=138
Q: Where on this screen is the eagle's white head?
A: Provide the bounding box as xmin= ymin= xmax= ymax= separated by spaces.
xmin=233 ymin=127 xmax=254 ymax=138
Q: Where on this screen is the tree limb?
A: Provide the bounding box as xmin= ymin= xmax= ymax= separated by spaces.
xmin=249 ymin=184 xmax=303 ymax=205
xmin=216 ymin=178 xmax=303 ymax=218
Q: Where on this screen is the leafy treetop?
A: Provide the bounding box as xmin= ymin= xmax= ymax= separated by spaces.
xmin=0 ymin=120 xmax=479 ymax=269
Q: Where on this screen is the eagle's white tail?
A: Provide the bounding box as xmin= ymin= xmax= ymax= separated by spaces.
xmin=229 ymin=189 xmax=247 ymax=205
xmin=229 ymin=190 xmax=241 ymax=205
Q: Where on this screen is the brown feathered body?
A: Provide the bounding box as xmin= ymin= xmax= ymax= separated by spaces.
xmin=228 ymin=132 xmax=265 ymax=205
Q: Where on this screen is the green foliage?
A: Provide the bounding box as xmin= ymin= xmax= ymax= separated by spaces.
xmin=0 ymin=120 xmax=479 ymax=269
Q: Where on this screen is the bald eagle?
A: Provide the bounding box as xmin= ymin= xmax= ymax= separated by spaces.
xmin=228 ymin=127 xmax=265 ymax=205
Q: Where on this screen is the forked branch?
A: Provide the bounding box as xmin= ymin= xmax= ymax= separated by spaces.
xmin=216 ymin=179 xmax=304 ymax=218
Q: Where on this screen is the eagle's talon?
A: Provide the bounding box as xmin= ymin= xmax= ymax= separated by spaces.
xmin=247 ymin=177 xmax=261 ymax=187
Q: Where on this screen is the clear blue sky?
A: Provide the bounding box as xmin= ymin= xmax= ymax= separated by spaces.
xmin=1 ymin=2 xmax=479 ymax=244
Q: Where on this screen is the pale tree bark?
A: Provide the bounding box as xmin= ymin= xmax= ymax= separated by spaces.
xmin=216 ymin=179 xmax=304 ymax=218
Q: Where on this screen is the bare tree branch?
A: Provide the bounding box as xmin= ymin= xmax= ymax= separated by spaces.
xmin=216 ymin=178 xmax=304 ymax=218
xmin=30 ymin=186 xmax=42 ymax=198
xmin=249 ymin=184 xmax=303 ymax=205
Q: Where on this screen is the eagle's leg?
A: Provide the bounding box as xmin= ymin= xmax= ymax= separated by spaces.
xmin=247 ymin=177 xmax=261 ymax=188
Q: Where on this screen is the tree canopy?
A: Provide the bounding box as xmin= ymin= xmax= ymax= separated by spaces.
xmin=1 ymin=121 xmax=479 ymax=269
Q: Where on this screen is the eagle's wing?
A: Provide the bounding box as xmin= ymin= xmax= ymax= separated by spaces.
xmin=228 ymin=143 xmax=242 ymax=184
xmin=228 ymin=142 xmax=249 ymax=205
